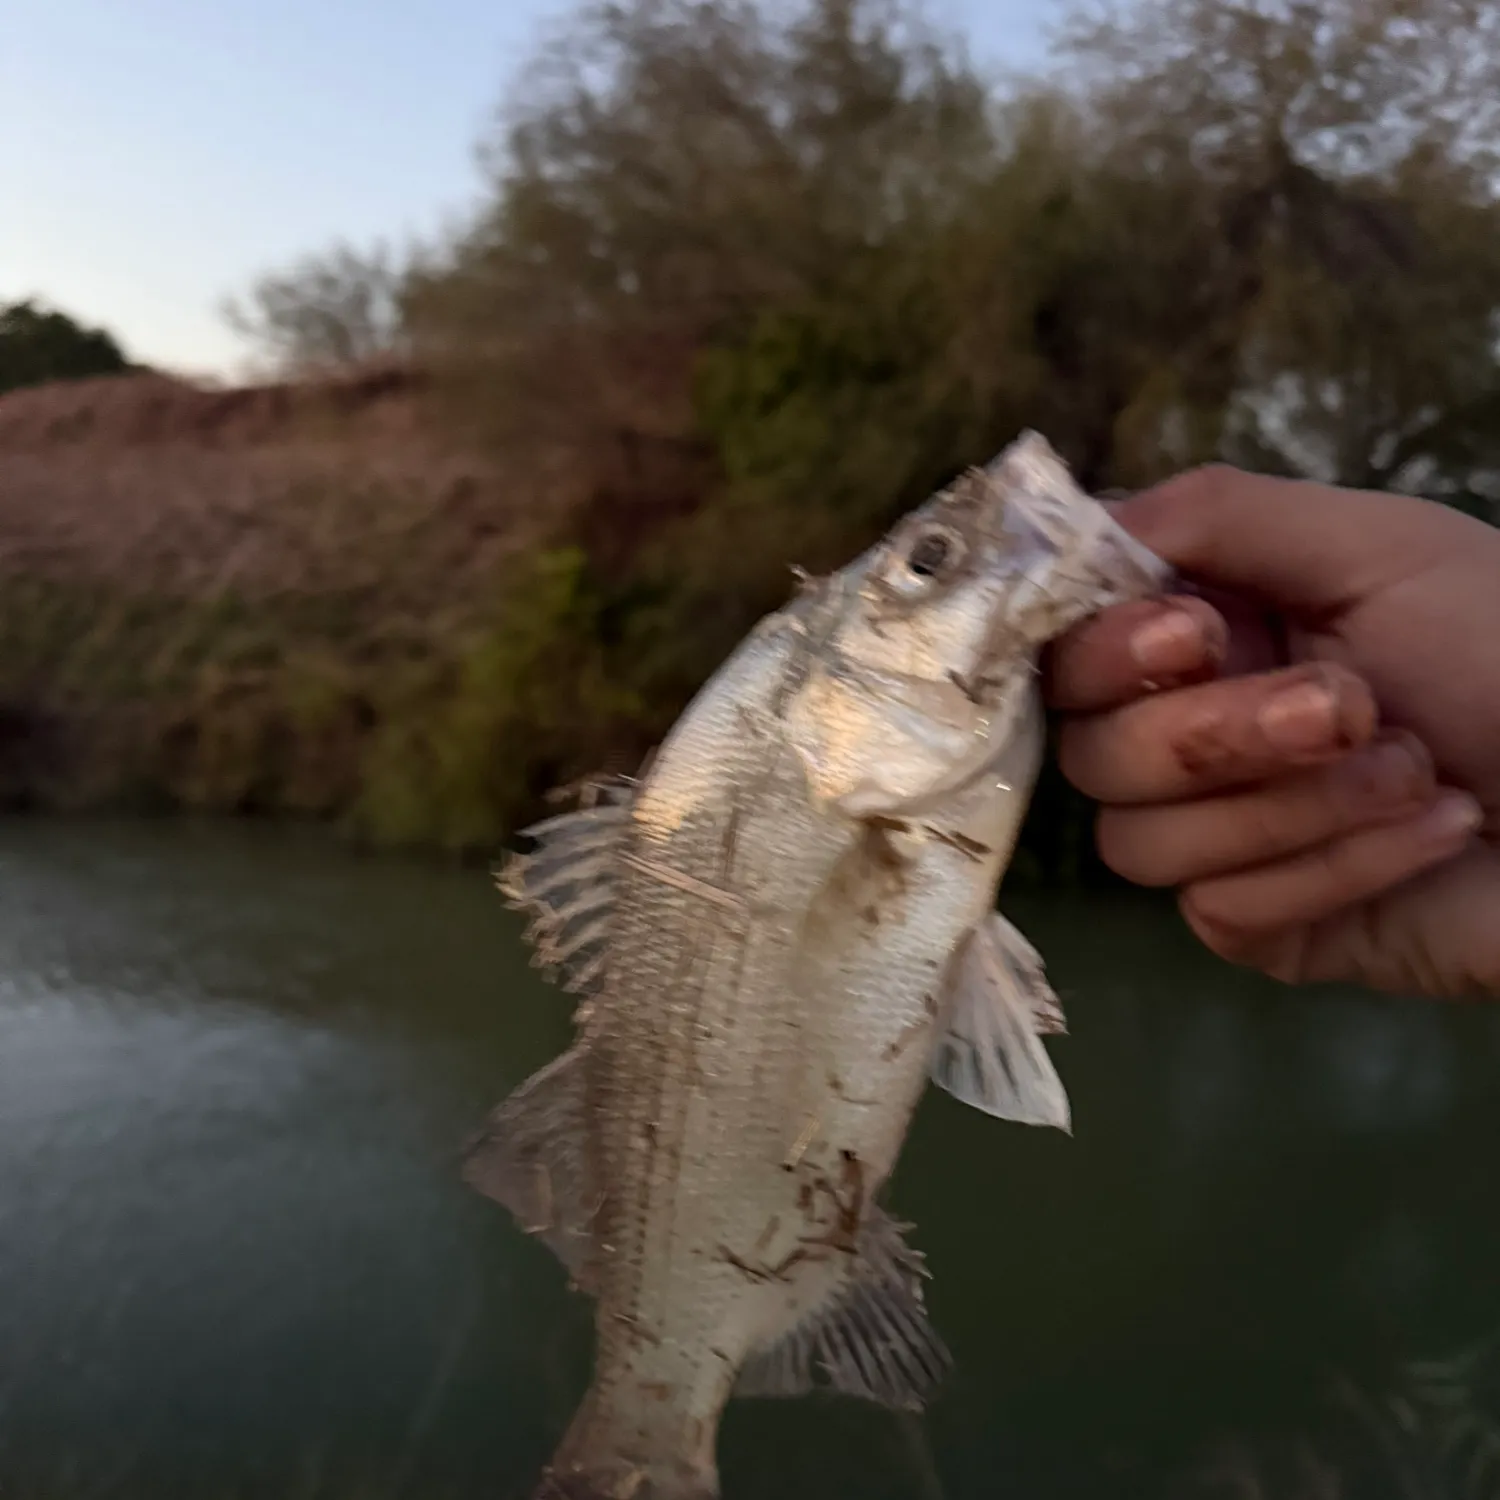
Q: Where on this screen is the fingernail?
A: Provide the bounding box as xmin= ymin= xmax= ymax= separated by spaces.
xmin=1418 ymin=791 xmax=1483 ymax=843
xmin=1130 ymin=609 xmax=1206 ymax=676
xmin=1349 ymin=737 xmax=1429 ymax=807
xmin=1258 ymin=680 xmax=1337 ymax=753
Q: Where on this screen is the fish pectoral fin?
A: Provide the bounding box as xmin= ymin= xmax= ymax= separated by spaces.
xmin=497 ymin=777 xmax=636 ymax=998
xmin=990 ymin=909 xmax=1067 ymax=1036
xmin=462 ymin=1047 xmax=602 ymax=1293
xmin=735 ymin=1206 xmax=950 ymax=1412
xmin=928 ymin=911 xmax=1072 ymax=1132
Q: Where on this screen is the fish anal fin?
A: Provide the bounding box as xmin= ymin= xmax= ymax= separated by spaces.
xmin=929 ymin=911 xmax=1072 ymax=1132
xmin=497 ymin=777 xmax=635 ymax=997
xmin=462 ymin=1048 xmax=601 ymax=1293
xmin=735 ymin=1207 xmax=950 ymax=1411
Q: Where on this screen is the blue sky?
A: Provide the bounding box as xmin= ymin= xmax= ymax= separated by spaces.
xmin=4 ymin=0 xmax=1053 ymax=379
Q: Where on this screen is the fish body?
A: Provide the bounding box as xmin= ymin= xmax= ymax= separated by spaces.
xmin=466 ymin=433 xmax=1169 ymax=1499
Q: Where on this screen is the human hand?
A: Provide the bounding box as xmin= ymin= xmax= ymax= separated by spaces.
xmin=1047 ymin=466 xmax=1500 ymax=998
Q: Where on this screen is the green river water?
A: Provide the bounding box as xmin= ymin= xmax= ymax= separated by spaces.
xmin=2 ymin=818 xmax=1498 ymax=1499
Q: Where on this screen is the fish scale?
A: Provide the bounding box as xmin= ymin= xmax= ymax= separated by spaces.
xmin=464 ymin=432 xmax=1172 ymax=1499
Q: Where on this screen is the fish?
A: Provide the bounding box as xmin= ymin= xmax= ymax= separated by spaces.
xmin=464 ymin=431 xmax=1171 ymax=1499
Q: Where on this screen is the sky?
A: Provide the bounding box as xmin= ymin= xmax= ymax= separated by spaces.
xmin=3 ymin=0 xmax=1053 ymax=380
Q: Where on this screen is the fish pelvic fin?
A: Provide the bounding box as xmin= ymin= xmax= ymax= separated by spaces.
xmin=498 ymin=776 xmax=636 ymax=1000
xmin=929 ymin=910 xmax=1072 ymax=1132
xmin=461 ymin=1046 xmax=602 ymax=1293
xmin=735 ymin=1205 xmax=951 ymax=1411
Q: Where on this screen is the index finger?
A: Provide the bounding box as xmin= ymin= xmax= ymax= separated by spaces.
xmin=1045 ymin=595 xmax=1227 ymax=713
xmin=1058 ymin=661 xmax=1379 ymax=803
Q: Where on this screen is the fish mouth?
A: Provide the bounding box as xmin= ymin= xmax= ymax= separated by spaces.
xmin=976 ymin=432 xmax=1174 ymax=637
xmin=1081 ymin=514 xmax=1175 ymax=600
xmin=966 ymin=504 xmax=1172 ymax=675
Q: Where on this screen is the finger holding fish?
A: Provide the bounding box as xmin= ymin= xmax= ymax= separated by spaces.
xmin=1179 ymin=791 xmax=1485 ymax=979
xmin=1044 ymin=594 xmax=1228 ymax=710
xmin=1044 ymin=581 xmax=1289 ymax=713
xmin=1057 ymin=659 xmax=1379 ymax=804
xmin=1093 ymin=731 xmax=1440 ymax=887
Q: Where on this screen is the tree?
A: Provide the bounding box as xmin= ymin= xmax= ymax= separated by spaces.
xmin=1050 ymin=0 xmax=1500 ymax=501
xmin=404 ymin=0 xmax=998 ymax=462
xmin=0 ymin=300 xmax=131 ymax=396
xmin=223 ymin=240 xmax=411 ymax=375
xmin=396 ymin=0 xmax=1500 ymax=842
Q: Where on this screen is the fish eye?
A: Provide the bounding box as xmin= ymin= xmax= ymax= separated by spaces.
xmin=906 ymin=528 xmax=962 ymax=579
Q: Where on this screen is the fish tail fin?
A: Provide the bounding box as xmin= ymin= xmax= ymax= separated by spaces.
xmin=535 ymin=1388 xmax=718 ymax=1499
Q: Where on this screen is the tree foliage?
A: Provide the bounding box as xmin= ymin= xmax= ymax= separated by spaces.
xmin=0 ymin=300 xmax=131 ymax=396
xmin=405 ymin=0 xmax=1500 ymax=841
xmin=1056 ymin=0 xmax=1500 ymax=501
xmin=223 ymin=241 xmax=411 ymax=375
xmin=44 ymin=0 xmax=1500 ymax=861
xmin=410 ymin=0 xmax=1500 ymax=498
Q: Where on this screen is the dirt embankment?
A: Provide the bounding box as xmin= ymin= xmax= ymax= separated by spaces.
xmin=0 ymin=365 xmax=551 ymax=846
xmin=0 ymin=363 xmax=534 ymax=609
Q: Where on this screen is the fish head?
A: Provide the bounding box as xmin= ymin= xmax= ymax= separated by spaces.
xmin=783 ymin=432 xmax=1171 ymax=818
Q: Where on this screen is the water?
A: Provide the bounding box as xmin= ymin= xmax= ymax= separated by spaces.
xmin=2 ymin=819 xmax=1499 ymax=1499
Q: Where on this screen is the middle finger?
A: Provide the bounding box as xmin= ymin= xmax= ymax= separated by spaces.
xmin=1094 ymin=733 xmax=1437 ymax=887
xmin=1058 ymin=661 xmax=1378 ymax=804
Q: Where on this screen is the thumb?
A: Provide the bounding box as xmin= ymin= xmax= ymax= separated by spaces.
xmin=1111 ymin=465 xmax=1486 ymax=616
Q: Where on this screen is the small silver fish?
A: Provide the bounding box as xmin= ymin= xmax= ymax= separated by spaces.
xmin=465 ymin=432 xmax=1170 ymax=1499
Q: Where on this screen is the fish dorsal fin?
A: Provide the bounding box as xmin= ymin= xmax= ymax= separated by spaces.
xmin=735 ymin=1206 xmax=951 ymax=1411
xmin=461 ymin=1047 xmax=602 ymax=1293
xmin=497 ymin=777 xmax=635 ymax=996
xmin=929 ymin=911 xmax=1072 ymax=1131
